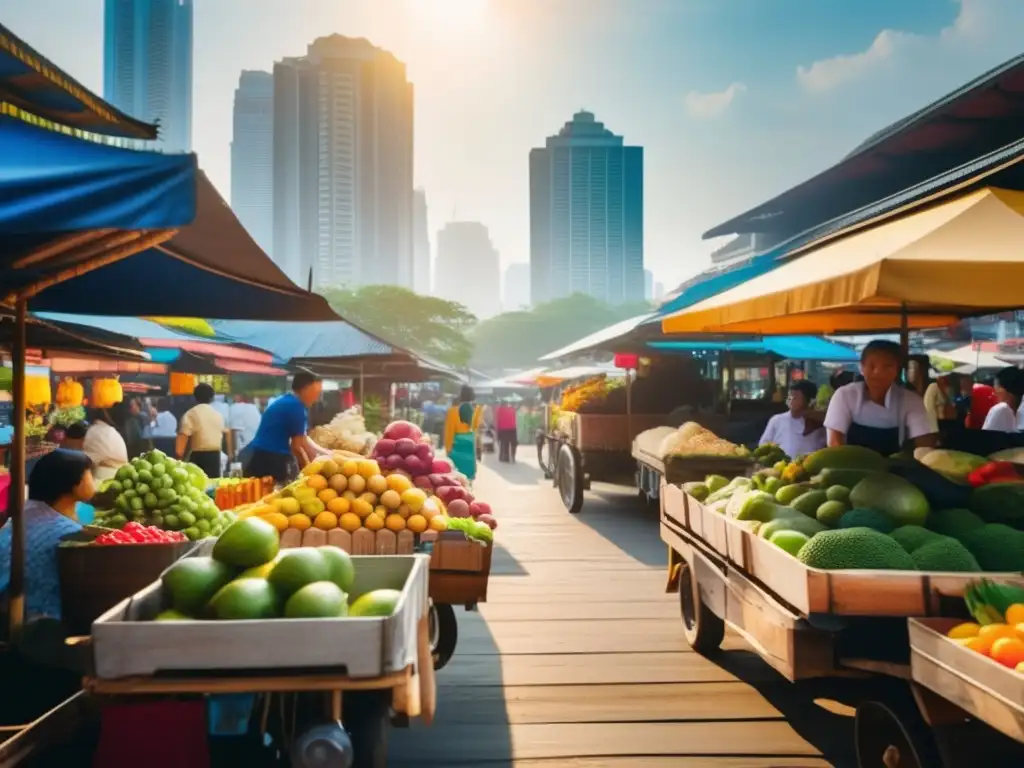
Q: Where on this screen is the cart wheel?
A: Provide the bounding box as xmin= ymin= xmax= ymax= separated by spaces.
xmin=345 ymin=690 xmax=390 ymax=768
xmin=536 ymin=435 xmax=553 ymax=479
xmin=678 ymin=562 xmax=724 ymax=654
xmin=556 ymin=444 xmax=584 ymax=514
xmin=855 ymin=700 xmax=942 ymax=768
xmin=429 ymin=601 xmax=458 ymax=670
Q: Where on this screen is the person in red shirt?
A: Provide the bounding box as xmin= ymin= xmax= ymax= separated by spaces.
xmin=496 ymin=401 xmax=518 ymax=463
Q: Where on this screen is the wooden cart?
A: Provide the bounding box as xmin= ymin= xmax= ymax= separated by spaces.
xmin=660 ymin=481 xmax=1024 ymax=767
xmin=539 ymin=410 xmax=669 ymax=514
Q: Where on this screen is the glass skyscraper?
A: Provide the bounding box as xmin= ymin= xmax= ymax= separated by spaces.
xmin=231 ymin=70 xmax=274 ymax=255
xmin=530 ymin=111 xmax=644 ymax=306
xmin=103 ymin=0 xmax=193 ymax=153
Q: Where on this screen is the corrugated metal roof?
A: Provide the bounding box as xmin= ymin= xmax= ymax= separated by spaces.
xmin=538 ymin=314 xmax=654 ymax=361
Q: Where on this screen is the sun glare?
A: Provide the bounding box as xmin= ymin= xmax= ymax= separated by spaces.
xmin=409 ymin=0 xmax=490 ymax=32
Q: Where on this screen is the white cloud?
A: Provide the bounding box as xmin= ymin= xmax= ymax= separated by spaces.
xmin=685 ymin=82 xmax=746 ymax=118
xmin=796 ymin=0 xmax=1014 ymax=94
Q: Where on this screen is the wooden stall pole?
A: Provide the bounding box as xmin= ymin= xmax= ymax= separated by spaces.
xmin=900 ymin=303 xmax=910 ymax=382
xmin=8 ymin=297 xmax=27 ymax=640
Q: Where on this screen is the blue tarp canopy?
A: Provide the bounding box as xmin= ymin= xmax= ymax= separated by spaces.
xmin=0 ymin=22 xmax=157 ymax=139
xmin=1 ymin=123 xmax=337 ymax=319
xmin=648 ymin=335 xmax=858 ymax=362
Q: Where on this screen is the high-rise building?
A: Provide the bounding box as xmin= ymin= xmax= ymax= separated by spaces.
xmin=503 ymin=263 xmax=530 ymax=311
xmin=103 ymin=0 xmax=193 ymax=153
xmin=231 ymin=71 xmax=274 ymax=256
xmin=413 ymin=189 xmax=431 ymax=294
xmin=272 ymin=35 xmax=415 ymax=290
xmin=435 ymin=222 xmax=500 ymax=320
xmin=530 ymin=111 xmax=644 ymax=306
xmin=644 ymin=269 xmax=654 ymax=301
xmin=654 ymin=281 xmax=665 ymax=302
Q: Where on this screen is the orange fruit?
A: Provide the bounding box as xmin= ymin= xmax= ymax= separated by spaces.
xmin=364 ymin=512 xmax=384 ymax=531
xmin=347 ymin=475 xmax=366 ymax=495
xmin=946 ymin=622 xmax=981 ymax=640
xmin=314 ymin=511 xmax=338 ymax=531
xmin=301 ymin=460 xmax=325 ymax=477
xmin=374 ymin=505 xmax=389 ymax=520
xmin=318 ymin=488 xmax=338 ymax=504
xmin=380 ymin=490 xmax=402 ymax=510
xmin=306 ymin=474 xmax=328 ymax=491
xmin=329 ymin=474 xmax=348 ymax=493
xmin=327 ymin=497 xmax=351 ymax=515
xmin=342 ymin=490 xmax=357 ymax=502
xmin=980 ymin=624 xmax=1017 ymax=642
xmin=400 ymin=488 xmax=427 ymax=512
xmin=367 ymin=475 xmax=388 ymax=496
xmin=358 ymin=459 xmax=381 ymax=479
xmin=359 ymin=492 xmax=378 ymax=508
xmin=351 ymin=498 xmax=373 ymax=519
xmin=289 ymin=513 xmax=312 ymax=531
xmin=965 ymin=634 xmax=996 ymax=655
xmin=260 ymin=512 xmax=289 ymax=532
xmin=1005 ymin=603 xmax=1024 ymax=626
xmin=990 ymin=637 xmax=1024 ymax=668
xmin=1017 ymin=661 xmax=1024 ymax=674
xmin=341 ymin=459 xmax=359 ymax=477
xmin=385 ymin=513 xmax=406 ymax=532
xmin=428 ymin=515 xmax=448 ymax=532
xmin=406 ymin=514 xmax=427 ymax=534
xmin=1015 ymin=622 xmax=1024 ymax=641
xmin=386 ymin=474 xmax=412 ymax=493
xmin=339 ymin=512 xmax=362 ymax=533
xmin=397 ymin=503 xmax=412 ymax=519
xmin=320 ymin=459 xmax=340 ymax=478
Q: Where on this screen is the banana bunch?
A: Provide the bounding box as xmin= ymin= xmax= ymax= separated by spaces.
xmin=964 ymin=579 xmax=1024 ymax=625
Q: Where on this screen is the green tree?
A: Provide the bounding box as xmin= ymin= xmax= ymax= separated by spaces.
xmin=321 ymin=285 xmax=476 ymax=367
xmin=470 ymin=293 xmax=652 ymax=371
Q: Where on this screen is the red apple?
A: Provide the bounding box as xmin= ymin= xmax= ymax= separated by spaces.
xmin=428 ymin=473 xmax=445 ymax=488
xmin=415 ymin=442 xmax=433 ymax=462
xmin=447 ymin=499 xmax=472 ymax=518
xmin=395 ymin=438 xmax=418 ymax=457
xmin=384 ymin=454 xmax=405 ymax=471
xmin=431 ymin=458 xmax=454 ymax=474
xmin=469 ymin=501 xmax=492 ymax=518
xmin=383 ymin=420 xmax=423 ymax=442
xmin=413 ymin=475 xmax=433 ymax=490
xmin=477 ymin=514 xmax=497 ymax=530
xmin=404 ymin=455 xmax=428 ymax=476
xmin=374 ymin=438 xmax=396 ymax=457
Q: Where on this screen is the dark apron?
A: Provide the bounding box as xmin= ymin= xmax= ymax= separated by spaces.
xmin=846 ymin=421 xmax=901 ymax=457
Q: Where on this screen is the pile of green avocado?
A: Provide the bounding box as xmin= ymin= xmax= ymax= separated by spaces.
xmin=681 ymin=445 xmax=1024 ymax=573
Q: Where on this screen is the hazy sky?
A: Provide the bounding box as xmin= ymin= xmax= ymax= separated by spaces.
xmin=6 ymin=0 xmax=1024 ymax=291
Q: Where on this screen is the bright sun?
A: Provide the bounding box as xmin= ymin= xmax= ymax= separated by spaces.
xmin=410 ymin=0 xmax=490 ymax=31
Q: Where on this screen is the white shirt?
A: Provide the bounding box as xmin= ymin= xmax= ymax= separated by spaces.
xmin=179 ymin=403 xmax=226 ymax=452
xmin=981 ymin=402 xmax=1024 ymax=433
xmin=760 ymin=412 xmax=826 ymax=459
xmin=229 ymin=402 xmax=262 ymax=451
xmin=82 ymin=421 xmax=128 ymax=470
xmin=145 ymin=411 xmax=178 ymax=439
xmin=824 ymin=382 xmax=934 ymax=441
xmin=211 ymin=399 xmax=231 ymax=423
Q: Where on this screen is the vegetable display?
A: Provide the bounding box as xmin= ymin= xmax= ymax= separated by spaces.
xmin=945 ymin=580 xmax=1024 ymax=672
xmin=307 ymin=406 xmax=377 ymax=456
xmin=658 ymin=422 xmax=750 ymax=459
xmin=682 ymin=444 xmax=1024 ymax=573
xmin=558 ymin=376 xmax=624 ymax=413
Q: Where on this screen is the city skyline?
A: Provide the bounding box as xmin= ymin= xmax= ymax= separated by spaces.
xmin=230 ymin=70 xmax=274 ymax=256
xmin=271 ymin=34 xmax=415 ymax=291
xmin=530 ymin=111 xmax=644 ymax=306
xmin=102 ymin=0 xmax=193 ymax=153
xmin=10 ymin=0 xmax=1024 ymax=290
xmin=435 ymin=221 xmax=501 ymax=320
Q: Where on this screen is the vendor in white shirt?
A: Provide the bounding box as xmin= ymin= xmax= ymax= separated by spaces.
xmin=759 ymin=380 xmax=826 ymax=459
xmin=823 ymin=340 xmax=938 ymax=455
xmin=982 ymin=367 xmax=1024 ymax=433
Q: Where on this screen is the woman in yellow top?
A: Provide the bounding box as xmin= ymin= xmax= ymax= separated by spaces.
xmin=444 ymin=386 xmax=481 ymax=481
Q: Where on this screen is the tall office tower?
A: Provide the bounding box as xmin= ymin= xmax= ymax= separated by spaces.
xmin=435 ymin=222 xmax=501 ymax=320
xmin=530 ymin=111 xmax=644 ymax=305
xmin=272 ymin=35 xmax=414 ymax=289
xmin=413 ymin=189 xmax=431 ymax=294
xmin=503 ymin=263 xmax=531 ymax=310
xmin=231 ymin=70 xmax=274 ymax=255
xmin=644 ymin=269 xmax=654 ymax=301
xmin=104 ymin=0 xmax=193 ymax=153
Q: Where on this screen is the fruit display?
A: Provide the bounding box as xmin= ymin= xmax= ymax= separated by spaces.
xmin=155 ymin=518 xmax=402 ymax=621
xmin=944 ymin=580 xmax=1024 ymax=673
xmin=680 ymin=444 xmax=1024 ymax=572
xmin=558 ymin=376 xmax=624 ymax=413
xmin=308 ymin=406 xmax=377 ymax=456
xmin=92 ymin=522 xmax=189 ymax=545
xmin=240 ymin=420 xmax=495 ymax=546
xmin=658 ymin=422 xmax=750 ymax=459
xmin=92 ymin=450 xmax=236 ymax=541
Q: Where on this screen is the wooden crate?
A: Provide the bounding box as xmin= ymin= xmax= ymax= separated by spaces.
xmin=279 ymin=527 xmax=491 ymax=605
xmin=91 ymin=554 xmax=430 ymax=680
xmin=571 ymin=413 xmax=670 ymax=452
xmin=910 ymin=617 xmax=1024 ymax=744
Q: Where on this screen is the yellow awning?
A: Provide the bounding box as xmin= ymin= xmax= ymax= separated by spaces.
xmin=663 ymin=187 xmax=1024 ymax=335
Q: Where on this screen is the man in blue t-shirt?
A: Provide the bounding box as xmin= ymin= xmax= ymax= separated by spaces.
xmin=244 ymin=372 xmax=328 ymax=483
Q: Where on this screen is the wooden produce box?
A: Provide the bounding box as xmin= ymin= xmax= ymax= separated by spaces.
xmin=91 ymin=553 xmax=430 ymax=680
xmin=58 ymin=539 xmax=196 ymax=636
xmin=662 ymin=482 xmax=1024 ymax=618
xmin=278 ymin=527 xmax=491 ymax=606
xmin=910 ymin=617 xmax=1024 ymax=744
xmin=568 ymin=413 xmax=670 ymax=452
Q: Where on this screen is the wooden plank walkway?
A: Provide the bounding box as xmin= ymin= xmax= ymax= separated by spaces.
xmin=390 ymin=451 xmax=853 ymax=766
